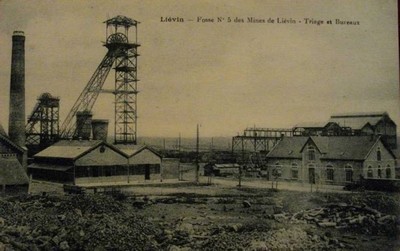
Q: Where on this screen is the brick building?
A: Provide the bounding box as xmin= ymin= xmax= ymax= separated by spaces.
xmin=266 ymin=136 xmax=396 ymax=185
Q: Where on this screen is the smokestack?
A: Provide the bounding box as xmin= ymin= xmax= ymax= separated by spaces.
xmin=8 ymin=31 xmax=26 ymax=148
xmin=76 ymin=111 xmax=93 ymax=140
xmin=91 ymin=119 xmax=109 ymax=141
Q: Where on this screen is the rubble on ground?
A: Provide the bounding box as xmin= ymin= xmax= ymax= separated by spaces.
xmin=270 ymin=203 xmax=398 ymax=235
xmin=0 ymin=194 xmax=161 ymax=250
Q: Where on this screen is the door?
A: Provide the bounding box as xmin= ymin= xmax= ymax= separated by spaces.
xmin=309 ymin=168 xmax=315 ymax=184
xmin=145 ymin=165 xmax=150 ymax=180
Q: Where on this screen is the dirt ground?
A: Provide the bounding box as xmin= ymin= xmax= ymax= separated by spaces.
xmin=2 ymin=179 xmax=399 ymax=250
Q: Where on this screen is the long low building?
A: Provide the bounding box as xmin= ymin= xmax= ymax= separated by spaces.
xmin=28 ymin=140 xmax=162 ymax=184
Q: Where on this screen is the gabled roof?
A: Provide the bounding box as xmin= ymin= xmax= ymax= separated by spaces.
xmin=266 ymin=137 xmax=309 ymax=159
xmin=304 ymin=136 xmax=391 ymax=160
xmin=0 ymin=157 xmax=29 ymax=185
xmin=34 ymin=140 xmax=126 ymax=160
xmin=329 ymin=116 xmax=382 ymax=130
xmin=329 ymin=111 xmax=391 ymax=129
xmin=114 ymin=144 xmax=162 ymax=158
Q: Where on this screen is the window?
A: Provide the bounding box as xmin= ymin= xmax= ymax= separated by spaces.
xmin=291 ymin=163 xmax=298 ymax=179
xmin=377 ymin=147 xmax=381 ymax=161
xmin=386 ymin=166 xmax=391 ymax=179
xmin=377 ymin=165 xmax=382 ymax=178
xmin=326 ymin=165 xmax=334 ymax=181
xmin=273 ymin=162 xmax=282 ymax=178
xmin=345 ymin=165 xmax=353 ymax=182
xmin=100 ymin=145 xmax=106 ymax=153
xmin=307 ymin=145 xmax=315 ymax=161
xmin=367 ymin=166 xmax=373 ymax=178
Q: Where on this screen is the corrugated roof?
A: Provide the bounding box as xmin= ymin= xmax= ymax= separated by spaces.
xmin=34 ymin=140 xmax=103 ymax=159
xmin=266 ymin=137 xmax=309 ymax=158
xmin=0 ymin=157 xmax=29 ymax=185
xmin=308 ymin=136 xmax=379 ymax=160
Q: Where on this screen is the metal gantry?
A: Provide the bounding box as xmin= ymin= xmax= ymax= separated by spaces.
xmin=59 ymin=16 xmax=140 ymax=144
xmin=26 ymin=93 xmax=60 ymax=153
xmin=232 ymin=127 xmax=293 ymax=153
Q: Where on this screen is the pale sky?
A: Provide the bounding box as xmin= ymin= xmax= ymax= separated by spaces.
xmin=0 ymin=0 xmax=399 ymax=137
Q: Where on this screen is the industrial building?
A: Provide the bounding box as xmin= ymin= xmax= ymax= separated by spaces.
xmin=0 ymin=124 xmax=29 ymax=192
xmin=292 ymin=112 xmax=397 ymax=148
xmin=329 ymin=112 xmax=397 ymax=149
xmin=292 ymin=122 xmax=351 ymax=137
xmin=23 ymin=16 xmax=164 ymax=185
xmin=28 ymin=140 xmax=162 ymax=184
xmin=0 ymin=31 xmax=30 ymax=193
xmin=265 ymin=136 xmax=396 ymax=185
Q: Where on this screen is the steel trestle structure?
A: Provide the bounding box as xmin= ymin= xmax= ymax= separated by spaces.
xmin=59 ymin=16 xmax=140 ymax=144
xmin=26 ymin=93 xmax=60 ymax=155
xmin=232 ymin=127 xmax=293 ymax=153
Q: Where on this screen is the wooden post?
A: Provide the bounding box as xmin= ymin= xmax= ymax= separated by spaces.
xmin=127 ymin=159 xmax=130 ymax=184
xmin=178 ymin=133 xmax=182 ymax=181
xmin=196 ymin=124 xmax=200 ymax=183
xmin=27 ymin=174 xmax=33 ymax=194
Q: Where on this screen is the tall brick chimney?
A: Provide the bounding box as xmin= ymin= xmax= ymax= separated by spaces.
xmin=8 ymin=31 xmax=26 ymax=148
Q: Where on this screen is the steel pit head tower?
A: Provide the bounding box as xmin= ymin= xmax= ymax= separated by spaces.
xmin=59 ymin=16 xmax=140 ymax=144
xmin=106 ymin=16 xmax=139 ymax=144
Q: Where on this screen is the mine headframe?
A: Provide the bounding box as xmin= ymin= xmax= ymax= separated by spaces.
xmin=25 ymin=93 xmax=60 ymax=155
xmin=59 ymin=16 xmax=140 ymax=144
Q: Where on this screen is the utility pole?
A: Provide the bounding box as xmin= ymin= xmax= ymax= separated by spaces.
xmin=163 ymin=138 xmax=166 ymax=151
xmin=196 ymin=124 xmax=200 ymax=183
xmin=178 ymin=133 xmax=182 ymax=181
xmin=239 ymin=137 xmax=244 ymax=187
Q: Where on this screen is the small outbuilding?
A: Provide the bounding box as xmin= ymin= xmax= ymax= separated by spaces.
xmin=204 ymin=163 xmax=240 ymax=177
xmin=0 ymin=124 xmax=29 ymax=193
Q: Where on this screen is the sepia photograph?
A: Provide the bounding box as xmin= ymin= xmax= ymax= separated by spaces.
xmin=0 ymin=0 xmax=399 ymax=250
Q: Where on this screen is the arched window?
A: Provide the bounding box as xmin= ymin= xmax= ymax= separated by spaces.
xmin=367 ymin=166 xmax=373 ymax=178
xmin=345 ymin=165 xmax=353 ymax=182
xmin=326 ymin=164 xmax=334 ymax=181
xmin=307 ymin=145 xmax=315 ymax=161
xmin=386 ymin=165 xmax=391 ymax=179
xmin=291 ymin=163 xmax=298 ymax=179
xmin=377 ymin=165 xmax=382 ymax=178
xmin=377 ymin=147 xmax=381 ymax=161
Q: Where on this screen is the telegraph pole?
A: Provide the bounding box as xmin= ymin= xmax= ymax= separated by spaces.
xmin=196 ymin=124 xmax=200 ymax=183
xmin=178 ymin=133 xmax=182 ymax=181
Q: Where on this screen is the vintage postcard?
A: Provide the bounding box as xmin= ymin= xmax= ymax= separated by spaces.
xmin=0 ymin=0 xmax=399 ymax=250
